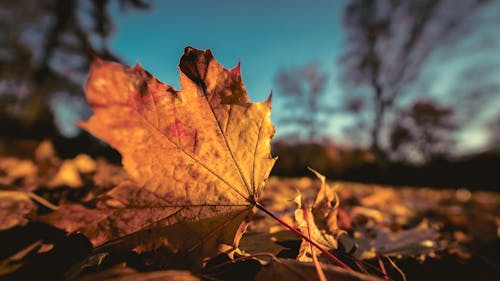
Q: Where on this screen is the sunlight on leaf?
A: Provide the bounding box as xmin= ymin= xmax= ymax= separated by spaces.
xmin=0 ymin=190 xmax=35 ymax=230
xmin=41 ymin=47 xmax=276 ymax=267
xmin=294 ymin=168 xmax=345 ymax=262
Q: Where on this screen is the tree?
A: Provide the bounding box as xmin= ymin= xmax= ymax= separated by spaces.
xmin=275 ymin=62 xmax=328 ymax=142
xmin=389 ymin=99 xmax=455 ymax=163
xmin=487 ymin=113 xmax=500 ymax=151
xmin=0 ymin=0 xmax=149 ymax=139
xmin=340 ymin=0 xmax=494 ymax=162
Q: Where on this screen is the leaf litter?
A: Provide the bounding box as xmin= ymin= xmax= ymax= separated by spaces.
xmin=0 ymin=47 xmax=498 ymax=280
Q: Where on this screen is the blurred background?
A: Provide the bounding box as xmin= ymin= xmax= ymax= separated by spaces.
xmin=1 ymin=0 xmax=500 ymax=190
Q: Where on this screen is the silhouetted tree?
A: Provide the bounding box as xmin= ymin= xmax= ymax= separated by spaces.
xmin=340 ymin=0 xmax=494 ymax=162
xmin=389 ymin=99 xmax=455 ymax=163
xmin=487 ymin=113 xmax=500 ymax=151
xmin=0 ymin=0 xmax=149 ymax=139
xmin=275 ymin=62 xmax=328 ymax=142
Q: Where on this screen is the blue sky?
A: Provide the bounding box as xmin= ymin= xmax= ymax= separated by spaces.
xmin=109 ymin=0 xmax=347 ymax=137
xmin=110 ymin=0 xmax=345 ymax=99
xmin=107 ymin=0 xmax=500 ymax=153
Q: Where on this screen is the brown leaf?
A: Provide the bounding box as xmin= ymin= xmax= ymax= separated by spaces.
xmin=254 ymin=258 xmax=384 ymax=281
xmin=308 ymin=168 xmax=344 ymax=237
xmin=92 ymin=159 xmax=129 ymax=190
xmin=46 ymin=154 xmax=96 ymax=189
xmin=0 ymin=158 xmax=38 ymax=189
xmin=294 ymin=169 xmax=345 ymax=262
xmin=74 ymin=264 xmax=200 ymax=281
xmin=341 ymin=219 xmax=443 ymax=260
xmin=0 ymin=190 xmax=36 ymax=230
xmin=239 ymin=231 xmax=287 ymax=257
xmin=43 ymin=47 xmax=276 ymax=267
xmin=0 ymin=241 xmax=43 ymax=276
xmin=34 ymin=140 xmax=59 ymax=165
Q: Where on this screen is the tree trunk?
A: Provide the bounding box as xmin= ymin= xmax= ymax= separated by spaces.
xmin=371 ymin=98 xmax=386 ymax=165
xmin=369 ymin=60 xmax=387 ymax=165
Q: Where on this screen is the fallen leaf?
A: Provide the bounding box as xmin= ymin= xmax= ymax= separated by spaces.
xmin=42 ymin=47 xmax=276 ymax=267
xmin=0 ymin=158 xmax=38 ymax=188
xmin=92 ymin=159 xmax=129 ymax=190
xmin=46 ymin=154 xmax=96 ymax=189
xmin=341 ymin=220 xmax=443 ymax=259
xmin=294 ymin=169 xmax=345 ymax=262
xmin=74 ymin=264 xmax=200 ymax=281
xmin=34 ymin=140 xmax=59 ymax=165
xmin=73 ymin=154 xmax=97 ymax=174
xmin=47 ymin=160 xmax=83 ymax=188
xmin=239 ymin=231 xmax=287 ymax=256
xmin=0 ymin=190 xmax=36 ymax=230
xmin=308 ymin=168 xmax=344 ymax=238
xmin=0 ymin=240 xmax=42 ymax=276
xmin=254 ymin=258 xmax=384 ymax=281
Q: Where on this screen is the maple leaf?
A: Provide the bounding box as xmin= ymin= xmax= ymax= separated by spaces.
xmin=42 ymin=47 xmax=276 ymax=267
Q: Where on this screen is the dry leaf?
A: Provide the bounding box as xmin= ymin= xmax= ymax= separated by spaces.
xmin=0 ymin=158 xmax=38 ymax=188
xmin=47 ymin=160 xmax=83 ymax=188
xmin=42 ymin=47 xmax=276 ymax=267
xmin=255 ymin=258 xmax=384 ymax=281
xmin=341 ymin=220 xmax=443 ymax=259
xmin=93 ymin=159 xmax=129 ymax=190
xmin=0 ymin=240 xmax=42 ymax=276
xmin=74 ymin=264 xmax=200 ymax=281
xmin=294 ymin=168 xmax=345 ymax=261
xmin=46 ymin=154 xmax=96 ymax=189
xmin=308 ymin=168 xmax=344 ymax=237
xmin=0 ymin=190 xmax=35 ymax=230
xmin=73 ymin=154 xmax=97 ymax=174
xmin=34 ymin=140 xmax=58 ymax=164
xmin=239 ymin=231 xmax=287 ymax=257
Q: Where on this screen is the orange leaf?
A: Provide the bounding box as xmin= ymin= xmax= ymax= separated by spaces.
xmin=42 ymin=47 xmax=276 ymax=267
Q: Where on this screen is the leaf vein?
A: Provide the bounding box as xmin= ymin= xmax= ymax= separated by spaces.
xmin=203 ymin=98 xmax=252 ymax=197
xmin=129 ymin=108 xmax=248 ymax=201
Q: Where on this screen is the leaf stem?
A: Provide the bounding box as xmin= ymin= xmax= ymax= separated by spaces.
xmin=377 ymin=255 xmax=389 ymax=281
xmin=203 ymin=252 xmax=277 ymax=274
xmin=386 ymin=256 xmax=406 ymax=281
xmin=303 ymin=207 xmax=327 ymax=281
xmin=340 ymin=252 xmax=394 ymax=281
xmin=27 ymin=191 xmax=59 ymax=211
xmin=255 ymin=203 xmax=353 ymax=271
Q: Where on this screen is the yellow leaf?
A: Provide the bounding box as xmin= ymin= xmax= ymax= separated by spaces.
xmin=42 ymin=47 xmax=276 ymax=268
xmin=0 ymin=190 xmax=35 ymax=230
xmin=294 ymin=168 xmax=345 ymax=262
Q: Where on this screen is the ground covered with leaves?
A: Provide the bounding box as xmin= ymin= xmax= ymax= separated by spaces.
xmin=1 ymin=47 xmax=499 ymax=280
xmin=0 ymin=141 xmax=498 ymax=280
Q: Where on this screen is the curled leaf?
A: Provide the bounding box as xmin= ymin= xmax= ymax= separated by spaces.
xmin=294 ymin=168 xmax=345 ymax=261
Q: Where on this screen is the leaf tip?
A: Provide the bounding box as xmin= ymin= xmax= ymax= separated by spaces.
xmin=183 ymin=46 xmax=213 ymax=61
xmin=90 ymin=56 xmax=105 ymax=68
xmin=230 ymin=61 xmax=241 ymax=78
xmin=266 ymin=91 xmax=273 ymax=104
xmin=76 ymin=119 xmax=88 ymax=130
xmin=134 ymin=61 xmax=144 ymax=70
xmin=307 ymin=167 xmax=326 ymax=183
